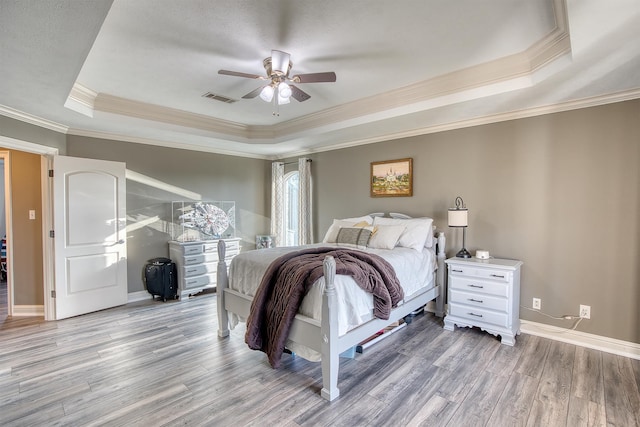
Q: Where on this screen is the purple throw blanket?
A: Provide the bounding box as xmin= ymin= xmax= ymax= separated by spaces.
xmin=245 ymin=247 xmax=403 ymax=368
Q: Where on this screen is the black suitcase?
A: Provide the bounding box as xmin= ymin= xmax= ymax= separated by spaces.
xmin=144 ymin=257 xmax=178 ymax=301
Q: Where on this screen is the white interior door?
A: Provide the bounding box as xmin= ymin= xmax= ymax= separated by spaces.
xmin=53 ymin=155 xmax=127 ymax=320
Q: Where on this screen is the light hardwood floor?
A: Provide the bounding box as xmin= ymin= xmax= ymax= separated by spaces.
xmin=1 ymin=288 xmax=639 ymax=426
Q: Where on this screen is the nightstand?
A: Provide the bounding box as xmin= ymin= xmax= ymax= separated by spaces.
xmin=443 ymin=257 xmax=523 ymax=346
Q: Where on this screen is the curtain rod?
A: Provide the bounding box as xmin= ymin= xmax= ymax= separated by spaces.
xmin=281 ymin=159 xmax=312 ymax=165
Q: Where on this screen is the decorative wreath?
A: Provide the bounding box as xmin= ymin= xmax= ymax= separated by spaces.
xmin=180 ymin=202 xmax=230 ymax=237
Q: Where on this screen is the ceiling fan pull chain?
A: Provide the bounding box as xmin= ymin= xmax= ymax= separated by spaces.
xmin=273 ymin=93 xmax=280 ymax=116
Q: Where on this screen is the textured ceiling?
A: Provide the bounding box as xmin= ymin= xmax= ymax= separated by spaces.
xmin=1 ymin=0 xmax=639 ymax=158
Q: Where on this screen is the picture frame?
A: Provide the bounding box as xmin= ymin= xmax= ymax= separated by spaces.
xmin=370 ymin=158 xmax=413 ymax=197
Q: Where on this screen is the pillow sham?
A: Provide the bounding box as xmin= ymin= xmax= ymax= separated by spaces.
xmin=323 ymin=217 xmax=372 ymax=243
xmin=336 ymin=227 xmax=373 ymax=249
xmin=367 ymin=224 xmax=405 ymax=250
xmin=373 ymin=216 xmax=434 ymax=250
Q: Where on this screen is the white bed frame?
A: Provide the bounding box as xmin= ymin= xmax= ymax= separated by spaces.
xmin=216 ymin=230 xmax=446 ymax=401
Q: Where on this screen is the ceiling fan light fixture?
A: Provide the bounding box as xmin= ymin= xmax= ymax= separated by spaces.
xmin=278 ymin=82 xmax=292 ymax=99
xmin=259 ymin=85 xmax=274 ymax=102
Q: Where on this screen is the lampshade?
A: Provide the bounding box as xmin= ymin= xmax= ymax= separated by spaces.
xmin=259 ymin=85 xmax=274 ymax=102
xmin=278 ymin=82 xmax=292 ymax=99
xmin=448 ymin=196 xmax=471 ymax=258
xmin=448 ymin=209 xmax=468 ymax=227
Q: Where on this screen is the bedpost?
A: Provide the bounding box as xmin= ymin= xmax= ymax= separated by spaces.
xmin=217 ymin=239 xmax=230 ymax=338
xmin=435 ymin=231 xmax=446 ymax=317
xmin=320 ymin=255 xmax=340 ymax=401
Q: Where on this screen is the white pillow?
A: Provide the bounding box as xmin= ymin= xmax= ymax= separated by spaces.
xmin=367 ymin=224 xmax=405 ymax=250
xmin=323 ymin=218 xmax=372 ymax=243
xmin=342 ymin=215 xmax=373 ymax=224
xmin=373 ymin=217 xmax=434 ymax=251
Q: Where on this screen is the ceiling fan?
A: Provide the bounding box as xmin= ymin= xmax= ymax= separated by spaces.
xmin=218 ymin=50 xmax=336 ymax=107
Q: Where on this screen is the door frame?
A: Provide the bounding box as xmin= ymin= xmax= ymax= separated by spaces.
xmin=0 ymin=135 xmax=58 ymax=320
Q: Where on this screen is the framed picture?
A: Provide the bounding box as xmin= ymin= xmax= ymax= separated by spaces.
xmin=370 ymin=158 xmax=413 ymax=197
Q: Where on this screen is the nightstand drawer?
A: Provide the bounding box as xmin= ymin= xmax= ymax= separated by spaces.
xmin=449 ymin=302 xmax=508 ymax=328
xmin=449 ymin=289 xmax=508 ymax=312
xmin=449 ymin=276 xmax=508 ymax=298
xmin=448 ymin=266 xmax=511 ymax=282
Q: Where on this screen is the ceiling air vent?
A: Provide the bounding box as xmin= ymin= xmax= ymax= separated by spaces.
xmin=202 ymin=92 xmax=237 ymax=104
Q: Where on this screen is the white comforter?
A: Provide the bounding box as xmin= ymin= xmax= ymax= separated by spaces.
xmin=227 ymin=243 xmax=436 ymax=338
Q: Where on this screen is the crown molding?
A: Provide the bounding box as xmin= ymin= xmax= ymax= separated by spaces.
xmin=0 ymin=104 xmax=69 ymax=133
xmin=67 ymin=127 xmax=270 ymax=160
xmin=93 ymin=93 xmax=257 ymax=139
xmin=282 ymin=88 xmax=640 ymax=158
xmin=64 ymin=83 xmax=97 ymax=117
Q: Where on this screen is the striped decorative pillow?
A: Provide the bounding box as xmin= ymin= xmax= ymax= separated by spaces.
xmin=336 ymin=227 xmax=373 ymax=249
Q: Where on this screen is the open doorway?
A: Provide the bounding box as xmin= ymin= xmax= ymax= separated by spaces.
xmin=0 ymin=157 xmax=6 ymax=321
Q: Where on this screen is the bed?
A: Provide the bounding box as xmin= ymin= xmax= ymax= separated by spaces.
xmin=215 ymin=213 xmax=446 ymax=401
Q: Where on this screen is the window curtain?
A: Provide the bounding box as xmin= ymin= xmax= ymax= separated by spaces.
xmin=298 ymin=157 xmax=313 ymax=245
xmin=270 ymin=162 xmax=285 ymax=247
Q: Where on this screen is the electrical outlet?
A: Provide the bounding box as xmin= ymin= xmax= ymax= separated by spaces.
xmin=533 ymin=298 xmax=541 ymax=310
xmin=580 ymin=304 xmax=591 ymax=319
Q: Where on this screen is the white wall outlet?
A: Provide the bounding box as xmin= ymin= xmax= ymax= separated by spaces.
xmin=29 ymin=209 xmax=36 ymax=220
xmin=533 ymin=298 xmax=541 ymax=310
xmin=580 ymin=304 xmax=591 ymax=319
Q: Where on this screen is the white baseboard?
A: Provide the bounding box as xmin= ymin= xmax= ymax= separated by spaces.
xmin=12 ymin=305 xmax=44 ymax=317
xmin=520 ymin=320 xmax=640 ymax=360
xmin=128 ymin=291 xmax=152 ymax=303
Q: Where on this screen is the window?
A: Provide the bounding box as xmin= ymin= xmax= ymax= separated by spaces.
xmin=283 ymin=171 xmax=299 ymax=246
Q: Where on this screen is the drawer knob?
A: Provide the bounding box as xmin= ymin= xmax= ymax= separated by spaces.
xmin=490 ymin=274 xmax=505 ymax=279
xmin=452 ymin=269 xmax=463 ymax=273
xmin=468 ymin=298 xmax=483 ymax=303
xmin=468 ymin=284 xmax=484 ymax=289
xmin=468 ymin=312 xmax=483 ymax=318
xmin=187 ymin=269 xmax=198 ymax=273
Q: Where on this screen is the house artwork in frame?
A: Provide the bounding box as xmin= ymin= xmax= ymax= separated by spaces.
xmin=371 ymin=158 xmax=413 ymax=197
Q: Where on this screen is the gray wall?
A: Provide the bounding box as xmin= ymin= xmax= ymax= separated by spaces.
xmin=0 ymin=115 xmax=66 ymax=153
xmin=66 ymin=135 xmax=271 ymax=293
xmin=307 ymin=99 xmax=640 ymax=344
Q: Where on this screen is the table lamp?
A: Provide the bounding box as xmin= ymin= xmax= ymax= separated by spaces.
xmin=448 ymin=196 xmax=471 ymax=258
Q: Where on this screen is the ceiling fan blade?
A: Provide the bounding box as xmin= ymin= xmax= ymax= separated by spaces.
xmin=290 ymin=85 xmax=311 ymax=102
xmin=242 ymin=85 xmax=267 ymax=99
xmin=291 ymin=72 xmax=336 ymax=83
xmin=271 ymin=50 xmax=291 ymax=74
xmin=218 ymin=69 xmax=265 ymax=80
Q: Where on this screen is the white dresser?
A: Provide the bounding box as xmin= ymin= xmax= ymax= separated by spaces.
xmin=444 ymin=257 xmax=523 ymax=346
xmin=169 ymin=238 xmax=241 ymax=299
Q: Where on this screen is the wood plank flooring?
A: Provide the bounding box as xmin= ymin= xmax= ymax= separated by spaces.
xmin=1 ymin=287 xmax=639 ymax=426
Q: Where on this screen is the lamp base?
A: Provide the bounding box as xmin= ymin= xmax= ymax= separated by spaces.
xmin=456 ymin=248 xmax=472 ymax=258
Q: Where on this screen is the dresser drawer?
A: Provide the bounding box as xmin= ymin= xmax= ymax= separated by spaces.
xmin=178 ymin=244 xmax=204 ymax=256
xmin=449 ymin=302 xmax=509 ymax=328
xmin=203 ymin=240 xmax=240 ymax=254
xmin=181 ymin=262 xmax=218 ymax=278
xmin=449 ymin=289 xmax=508 ymax=312
xmin=448 ymin=265 xmax=511 ymax=282
xmin=449 ymin=276 xmax=509 ymax=298
xmin=183 ymin=273 xmax=216 ymax=290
